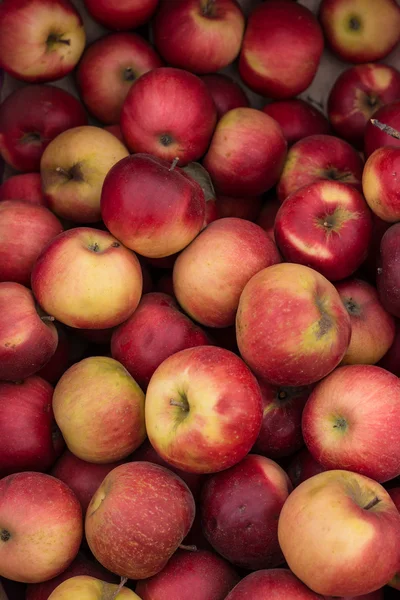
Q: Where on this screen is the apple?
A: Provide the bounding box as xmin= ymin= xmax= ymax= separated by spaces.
xmin=0 ymin=282 xmax=58 ymax=381
xmin=0 ymin=173 xmax=44 ymax=205
xmin=325 ymin=590 xmax=384 ymax=599
xmin=120 ymin=67 xmax=217 ymax=166
xmin=0 ymin=0 xmax=86 ymax=83
xmin=37 ymin=324 xmax=73 ymax=385
xmin=111 ymin=292 xmax=210 ymax=390
xmin=104 ymin=125 xmax=125 ymax=144
xmin=31 ymin=227 xmax=143 ymax=330
xmin=302 ymin=365 xmax=400 ymax=483
xmin=215 ymin=195 xmax=262 ymax=222
xmin=377 ymin=223 xmax=400 ymax=318
xmin=203 ymin=108 xmax=287 ymax=197
xmin=0 ymin=200 xmax=63 ymax=286
xmin=0 ymin=85 xmax=87 ymax=173
xmin=363 ymin=146 xmax=400 ymax=222
xmin=335 ymin=278 xmax=395 ymax=365
xmin=173 ymin=218 xmax=281 ymax=328
xmin=77 ymin=33 xmax=163 ymax=125
xmin=53 ymin=356 xmax=146 ymax=463
xmin=378 ymin=319 xmax=400 ymax=376
xmin=253 ymin=380 xmax=313 ymax=459
xmin=0 ymin=472 xmax=82 ymax=583
xmin=263 ymin=99 xmax=330 ymax=146
xmin=361 ymin=213 xmax=391 ymax=283
xmin=83 ymin=0 xmax=158 ymax=31
xmin=277 ymin=134 xmax=364 ymax=202
xmin=319 ymin=0 xmax=400 ymax=63
xmin=236 ymin=263 xmax=351 ymax=386
xmin=388 ymin=487 xmax=400 ymax=591
xmin=181 ymin=161 xmax=218 ymax=228
xmin=136 ymin=549 xmax=239 ymax=600
xmin=201 ymin=74 xmax=249 ymax=118
xmin=145 ymin=345 xmax=263 ymax=474
xmin=40 ymin=126 xmax=129 ymax=223
xmin=48 ymin=576 xmax=139 ymax=600
xmin=364 ymin=100 xmax=400 ymax=157
xmin=278 ymin=470 xmax=400 ymax=596
xmin=328 ymin=63 xmax=400 ymax=149
xmin=85 ymin=462 xmax=195 ymax=579
xmin=239 ymin=1 xmax=323 ymax=99
xmin=257 ymin=194 xmax=282 ymax=242
xmin=224 ymin=569 xmax=323 ymax=600
xmin=286 ymin=447 xmax=326 ymax=489
xmin=152 ymin=0 xmax=245 ymax=74
xmin=274 ymin=180 xmax=373 ymax=281
xmin=101 ymin=153 xmax=205 ymax=258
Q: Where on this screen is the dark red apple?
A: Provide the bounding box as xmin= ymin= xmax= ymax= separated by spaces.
xmin=378 ymin=319 xmax=400 ymax=376
xmin=286 ymin=447 xmax=326 ymax=489
xmin=225 ymin=569 xmax=327 ymax=599
xmin=0 ymin=173 xmax=44 ymax=205
xmin=215 ymin=195 xmax=262 ymax=222
xmin=364 ymin=100 xmax=400 ymax=157
xmin=263 ymin=99 xmax=330 ymax=146
xmin=201 ymin=74 xmax=249 ymax=119
xmin=37 ymin=325 xmax=73 ymax=385
xmin=377 ymin=223 xmax=400 ymax=317
xmin=83 ymin=0 xmax=158 ymax=31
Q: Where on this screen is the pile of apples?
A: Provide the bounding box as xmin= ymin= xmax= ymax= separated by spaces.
xmin=3 ymin=0 xmax=400 ymax=599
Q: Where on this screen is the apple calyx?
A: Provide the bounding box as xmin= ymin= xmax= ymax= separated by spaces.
xmin=46 ymin=32 xmax=71 ymax=50
xmin=0 ymin=529 xmax=11 ymax=542
xmin=123 ymin=66 xmax=136 ymax=82
xmin=201 ymin=0 xmax=217 ymax=18
xmin=160 ymin=133 xmax=174 ymax=147
xmin=332 ymin=415 xmax=347 ymax=432
xmin=343 ymin=297 xmax=361 ymax=317
xmin=20 ymin=132 xmax=42 ymax=145
xmin=348 ymin=16 xmax=361 ymax=31
xmin=315 ymin=299 xmax=333 ymax=339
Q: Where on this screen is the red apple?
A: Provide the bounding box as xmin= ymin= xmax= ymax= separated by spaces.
xmin=325 ymin=591 xmax=384 ymax=600
xmin=77 ymin=33 xmax=163 ymax=125
xmin=286 ymin=447 xmax=326 ymax=489
xmin=302 ymin=365 xmax=400 ymax=483
xmin=0 ymin=173 xmax=44 ymax=205
xmin=31 ymin=227 xmax=143 ymax=329
xmin=364 ymin=100 xmax=400 ymax=157
xmin=0 ymin=200 xmax=63 ymax=286
xmin=328 ymin=63 xmax=400 ymax=149
xmin=101 ymin=153 xmax=205 ymax=258
xmin=120 ymin=67 xmax=217 ymax=165
xmin=378 ymin=319 xmax=400 ymax=376
xmin=201 ymin=74 xmax=249 ymax=119
xmin=36 ymin=325 xmax=73 ymax=385
xmin=0 ymin=282 xmax=58 ymax=381
xmin=85 ymin=462 xmax=195 ymax=579
xmin=203 ymin=107 xmax=287 ymax=197
xmin=361 ymin=213 xmax=391 ymax=282
xmin=377 ymin=223 xmax=400 ymax=318
xmin=83 ymin=0 xmax=158 ymax=31
xmin=319 ymin=0 xmax=400 ymax=63
xmin=0 ymin=85 xmax=87 ymax=172
xmin=278 ymin=470 xmax=400 ymax=596
xmin=111 ymin=292 xmax=210 ymax=390
xmin=145 ymin=346 xmax=263 ymax=474
xmin=389 ymin=487 xmax=400 ymax=510
xmin=0 ymin=0 xmax=86 ymax=83
xmin=215 ymin=194 xmax=262 ymax=222
xmin=277 ymin=134 xmax=364 ymax=202
xmin=363 ymin=146 xmax=400 ymax=222
xmin=173 ymin=217 xmax=281 ymax=328
xmin=263 ymin=99 xmax=330 ymax=146
xmin=47 ymin=576 xmax=139 ymax=599
xmin=104 ymin=125 xmax=125 ymax=144
xmin=236 ymin=263 xmax=351 ymax=386
xmin=225 ymin=569 xmax=323 ymax=600
xmin=239 ymin=1 xmax=324 ymax=99
xmin=274 ymin=180 xmax=373 ymax=281
xmin=0 ymin=472 xmax=82 ymax=583
xmin=136 ymin=549 xmax=239 ymax=600
xmin=153 ymin=0 xmax=245 ymax=74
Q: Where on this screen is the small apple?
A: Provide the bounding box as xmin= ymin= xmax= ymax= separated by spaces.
xmin=48 ymin=576 xmax=139 ymax=600
xmin=263 ymin=99 xmax=330 ymax=146
xmin=0 ymin=173 xmax=44 ymax=205
xmin=224 ymin=569 xmax=323 ymax=600
xmin=257 ymin=194 xmax=282 ymax=242
xmin=83 ymin=0 xmax=158 ymax=31
xmin=201 ymin=74 xmax=249 ymax=118
xmin=362 ymin=146 xmax=400 ymax=222
xmin=286 ymin=447 xmax=326 ymax=489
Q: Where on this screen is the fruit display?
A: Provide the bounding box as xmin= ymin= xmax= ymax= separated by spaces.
xmin=2 ymin=1 xmax=400 ymax=599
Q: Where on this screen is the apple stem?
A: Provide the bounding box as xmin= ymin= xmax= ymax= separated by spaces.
xmin=179 ymin=544 xmax=198 ymax=552
xmin=55 ymin=166 xmax=71 ymax=178
xmin=363 ymin=496 xmax=380 ymax=510
xmin=110 ymin=577 xmax=128 ymax=600
xmin=170 ymin=398 xmax=188 ymax=411
xmin=169 ymin=157 xmax=180 ymax=172
xmin=370 ymin=119 xmax=400 ymax=140
xmin=40 ymin=315 xmax=55 ymax=322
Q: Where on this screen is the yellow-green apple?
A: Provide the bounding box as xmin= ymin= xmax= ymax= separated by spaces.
xmin=101 ymin=154 xmax=205 ymax=258
xmin=363 ymin=146 xmax=400 ymax=222
xmin=319 ymin=0 xmax=400 ymax=63
xmin=203 ymin=108 xmax=287 ymax=197
xmin=364 ymin=100 xmax=400 ymax=157
xmin=335 ymin=278 xmax=395 ymax=365
xmin=53 ymin=356 xmax=146 ymax=463
xmin=253 ymin=380 xmax=313 ymax=459
xmin=236 ymin=263 xmax=351 ymax=386
xmin=31 ymin=227 xmax=143 ymax=329
xmin=0 ymin=282 xmax=58 ymax=381
xmin=328 ymin=63 xmax=400 ymax=149
xmin=40 ymin=126 xmax=129 ymax=223
xmin=83 ymin=0 xmax=158 ymax=30
xmin=277 ymin=134 xmax=364 ymax=202
xmin=77 ymin=33 xmax=163 ymax=125
xmin=51 ymin=450 xmax=126 ymax=513
xmin=286 ymin=447 xmax=326 ymax=489
xmin=85 ymin=462 xmax=195 ymax=579
xmin=200 ymin=454 xmax=292 ymax=569
xmin=145 ymin=345 xmax=263 ymax=474
xmin=0 ymin=200 xmax=63 ymax=286
xmin=225 ymin=569 xmax=324 ymax=600
xmin=239 ymin=1 xmax=323 ymax=99
xmin=278 ymin=470 xmax=400 ymax=596
xmin=0 ymin=173 xmax=44 ymax=205
xmin=215 ymin=195 xmax=262 ymax=222
xmin=302 ymin=365 xmax=400 ymax=482
xmin=378 ymin=319 xmax=400 ymax=376
xmin=201 ymin=74 xmax=249 ymax=119
xmin=0 ymin=377 xmax=64 ymax=478
xmin=0 ymin=85 xmax=87 ymax=172
xmin=173 ymin=217 xmax=281 ymax=328
xmin=111 ymin=292 xmax=210 ymax=390
xmin=48 ymin=576 xmax=139 ymax=600
xmin=274 ymin=180 xmax=373 ymax=281
xmin=0 ymin=471 xmax=82 ymax=583
xmin=377 ymin=223 xmax=400 ymax=317
xmin=0 ymin=0 xmax=86 ymax=83
xmin=152 ymin=0 xmax=245 ymax=74
xmin=136 ymin=549 xmax=239 ymax=600
xmin=257 ymin=194 xmax=281 ymax=242
xmin=120 ymin=67 xmax=217 ymax=165
xmin=263 ymin=99 xmax=330 ymax=147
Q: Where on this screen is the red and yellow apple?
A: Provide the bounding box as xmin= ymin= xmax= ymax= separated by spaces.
xmin=363 ymin=146 xmax=400 ymax=222
xmin=48 ymin=576 xmax=139 ymax=600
